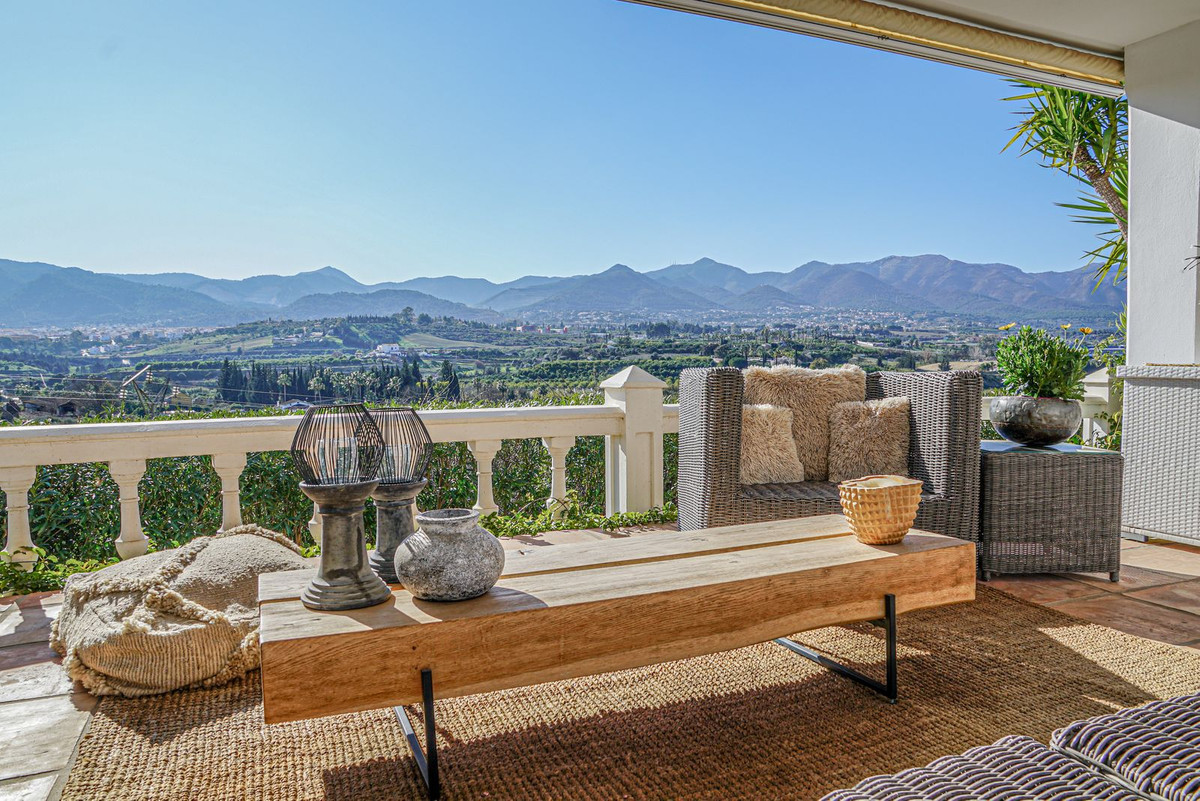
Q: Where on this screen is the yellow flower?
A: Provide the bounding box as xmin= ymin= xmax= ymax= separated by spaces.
xmin=998 ymin=322 xmax=1016 ymax=331
xmin=1079 ymin=326 xmax=1093 ymax=334
xmin=1060 ymin=323 xmax=1072 ymax=330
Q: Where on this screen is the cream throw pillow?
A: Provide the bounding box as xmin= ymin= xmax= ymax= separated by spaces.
xmin=743 ymin=364 xmax=866 ymax=481
xmin=740 ymin=404 xmax=805 ymax=484
xmin=827 ymin=397 xmax=911 ymax=483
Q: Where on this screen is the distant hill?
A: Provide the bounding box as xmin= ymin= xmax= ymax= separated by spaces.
xmin=512 ymin=264 xmax=718 ymax=316
xmin=280 ymin=289 xmax=502 ymax=324
xmin=0 ymin=260 xmax=254 ymax=327
xmin=1 ymin=253 xmax=1126 ymax=329
xmin=722 ymin=284 xmax=812 ymax=312
xmin=645 ymin=255 xmax=1123 ymax=320
xmin=119 ymin=265 xmax=368 ymax=307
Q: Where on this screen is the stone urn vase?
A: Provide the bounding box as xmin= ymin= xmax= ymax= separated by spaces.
xmin=394 ymin=508 xmax=505 ymax=601
xmin=990 ymin=396 xmax=1082 ymax=448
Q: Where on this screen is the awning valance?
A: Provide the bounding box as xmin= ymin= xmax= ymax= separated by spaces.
xmin=628 ymin=0 xmax=1124 ymax=94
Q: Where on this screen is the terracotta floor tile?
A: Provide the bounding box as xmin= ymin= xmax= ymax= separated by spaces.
xmin=983 ymin=574 xmax=1106 ymax=605
xmin=1050 ymin=595 xmax=1200 ymax=646
xmin=0 ymin=773 xmax=58 ymax=801
xmin=1126 ymin=580 xmax=1200 ymax=617
xmin=1154 ymin=540 xmax=1200 ymax=555
xmin=1058 ymin=565 xmax=1187 ymax=593
xmin=0 ymin=693 xmax=96 ymax=781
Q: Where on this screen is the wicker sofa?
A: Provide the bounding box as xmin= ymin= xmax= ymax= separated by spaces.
xmin=677 ymin=367 xmax=982 ymax=542
xmin=824 ymin=691 xmax=1200 ymax=800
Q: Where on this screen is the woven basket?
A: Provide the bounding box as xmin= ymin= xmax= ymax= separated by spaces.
xmin=838 ymin=475 xmax=923 ymax=545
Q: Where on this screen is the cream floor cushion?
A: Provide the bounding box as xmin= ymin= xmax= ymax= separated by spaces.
xmin=50 ymin=524 xmax=309 ymax=697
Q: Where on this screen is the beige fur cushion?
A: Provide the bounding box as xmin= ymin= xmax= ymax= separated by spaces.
xmin=740 ymin=404 xmax=806 ymax=484
xmin=827 ymin=397 xmax=911 ymax=483
xmin=743 ymin=364 xmax=866 ymax=481
xmin=50 ymin=525 xmax=309 ymax=697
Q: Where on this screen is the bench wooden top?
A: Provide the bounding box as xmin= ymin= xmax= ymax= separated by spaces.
xmin=259 ymin=515 xmax=975 ymax=723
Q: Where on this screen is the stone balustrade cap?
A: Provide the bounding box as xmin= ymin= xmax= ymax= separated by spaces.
xmin=599 ymin=365 xmax=667 ymax=390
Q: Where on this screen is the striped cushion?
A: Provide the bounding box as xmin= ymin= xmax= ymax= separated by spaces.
xmin=1051 ymin=694 xmax=1200 ymax=801
xmin=823 ymin=735 xmax=1140 ymax=800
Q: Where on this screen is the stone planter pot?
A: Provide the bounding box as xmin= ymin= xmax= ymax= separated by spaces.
xmin=990 ymin=396 xmax=1082 ymax=448
xmin=394 ymin=508 xmax=505 ymax=601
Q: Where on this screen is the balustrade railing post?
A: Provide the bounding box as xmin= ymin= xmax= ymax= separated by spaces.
xmin=542 ymin=435 xmax=575 ymax=518
xmin=308 ymin=502 xmax=323 ymax=548
xmin=109 ymin=459 xmax=149 ymax=559
xmin=1081 ymin=368 xmax=1115 ymax=445
xmin=211 ymin=452 xmax=247 ymax=533
xmin=600 ymin=367 xmax=666 ymax=515
xmin=0 ymin=466 xmax=38 ymax=569
xmin=467 ymin=439 xmax=502 ymax=517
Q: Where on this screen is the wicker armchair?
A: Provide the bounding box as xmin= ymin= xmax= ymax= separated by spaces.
xmin=677 ymin=367 xmax=982 ymax=542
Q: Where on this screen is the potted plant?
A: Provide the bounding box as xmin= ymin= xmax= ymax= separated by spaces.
xmin=991 ymin=324 xmax=1091 ymax=447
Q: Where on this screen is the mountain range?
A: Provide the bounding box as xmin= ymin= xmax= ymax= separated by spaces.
xmin=0 ymin=255 xmax=1124 ymax=329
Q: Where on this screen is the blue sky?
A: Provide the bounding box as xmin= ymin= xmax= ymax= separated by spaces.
xmin=1 ymin=0 xmax=1093 ymax=282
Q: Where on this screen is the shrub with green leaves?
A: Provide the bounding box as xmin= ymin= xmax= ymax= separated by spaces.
xmin=995 ymin=325 xmax=1090 ymax=400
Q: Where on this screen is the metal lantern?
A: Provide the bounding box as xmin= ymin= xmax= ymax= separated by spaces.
xmin=369 ymin=407 xmax=434 ymax=583
xmin=289 ymin=403 xmax=384 ymax=486
xmin=289 ymin=403 xmax=391 ymax=611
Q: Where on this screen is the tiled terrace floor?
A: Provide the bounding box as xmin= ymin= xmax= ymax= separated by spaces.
xmin=2 ymin=530 xmax=1198 ymax=801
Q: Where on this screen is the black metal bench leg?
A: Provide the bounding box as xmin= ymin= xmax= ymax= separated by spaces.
xmin=774 ymin=593 xmax=898 ymax=704
xmin=395 ymin=668 xmax=440 ymax=800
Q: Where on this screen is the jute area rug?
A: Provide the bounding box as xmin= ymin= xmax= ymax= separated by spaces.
xmin=62 ymin=588 xmax=1200 ymax=801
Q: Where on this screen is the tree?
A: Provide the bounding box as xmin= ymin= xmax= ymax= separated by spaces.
xmin=1003 ymin=82 xmax=1127 ymax=285
xmin=399 ymin=307 xmax=415 ymax=325
xmin=417 ymin=313 xmax=433 ymax=326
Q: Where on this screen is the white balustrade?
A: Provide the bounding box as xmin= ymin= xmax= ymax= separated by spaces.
xmin=467 ymin=439 xmax=502 ymax=517
xmin=542 ymin=435 xmax=575 ymax=517
xmin=109 ymin=459 xmax=149 ymax=559
xmin=307 ymin=502 xmax=323 ymax=547
xmin=211 ymin=452 xmax=247 ymax=533
xmin=0 ymin=466 xmax=37 ymax=567
xmin=601 ymin=366 xmax=667 ymax=516
xmin=0 ymin=371 xmax=678 ymax=567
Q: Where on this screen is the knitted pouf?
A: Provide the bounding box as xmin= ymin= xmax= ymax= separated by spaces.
xmin=50 ymin=525 xmax=308 ymax=697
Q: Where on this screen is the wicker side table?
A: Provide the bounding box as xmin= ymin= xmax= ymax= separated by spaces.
xmin=980 ymin=441 xmax=1122 ymax=582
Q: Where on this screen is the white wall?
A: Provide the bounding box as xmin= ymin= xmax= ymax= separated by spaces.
xmin=1125 ymin=19 xmax=1200 ymax=365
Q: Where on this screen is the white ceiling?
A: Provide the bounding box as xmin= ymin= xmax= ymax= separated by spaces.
xmin=894 ymin=0 xmax=1200 ymax=56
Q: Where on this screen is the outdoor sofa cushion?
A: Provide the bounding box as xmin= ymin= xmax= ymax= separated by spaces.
xmin=822 ymin=734 xmax=1140 ymax=801
xmin=50 ymin=524 xmax=309 ymax=697
xmin=739 ymin=404 xmax=805 ymax=484
xmin=827 ymin=397 xmax=910 ymax=483
xmin=1051 ymin=693 xmax=1200 ymax=801
xmin=743 ymin=364 xmax=866 ymax=481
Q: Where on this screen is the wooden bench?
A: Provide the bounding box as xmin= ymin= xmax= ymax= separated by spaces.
xmin=259 ymin=514 xmax=976 ymax=799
